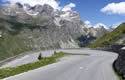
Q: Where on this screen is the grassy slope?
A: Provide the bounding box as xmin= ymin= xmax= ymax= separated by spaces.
xmin=0 ymin=34 xmax=31 ymax=60
xmin=0 ymin=18 xmax=38 ymax=61
xmin=0 ymin=52 xmax=64 ymax=79
xmin=89 ymin=23 xmax=125 ymax=48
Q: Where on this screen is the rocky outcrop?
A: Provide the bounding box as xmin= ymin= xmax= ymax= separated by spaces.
xmin=111 ymin=45 xmax=125 ymax=80
xmin=98 ymin=45 xmax=125 ymax=79
xmin=113 ymin=50 xmax=125 ymax=79
xmin=87 ymin=27 xmax=109 ymax=38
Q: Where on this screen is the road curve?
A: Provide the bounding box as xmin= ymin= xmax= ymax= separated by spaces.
xmin=4 ymin=49 xmax=120 ymax=80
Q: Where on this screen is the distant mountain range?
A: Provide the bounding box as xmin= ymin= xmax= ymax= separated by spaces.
xmin=89 ymin=23 xmax=125 ymax=48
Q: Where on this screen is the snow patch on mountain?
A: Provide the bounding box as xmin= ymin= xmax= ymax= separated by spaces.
xmin=60 ymin=11 xmax=80 ymax=21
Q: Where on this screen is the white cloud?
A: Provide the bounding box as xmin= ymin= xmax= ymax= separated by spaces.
xmin=62 ymin=3 xmax=76 ymax=11
xmin=84 ymin=20 xmax=92 ymax=28
xmin=84 ymin=20 xmax=109 ymax=29
xmin=93 ymin=23 xmax=109 ymax=29
xmin=4 ymin=0 xmax=76 ymax=11
xmin=101 ymin=2 xmax=125 ymax=15
xmin=85 ymin=20 xmax=90 ymax=25
xmin=4 ymin=0 xmax=61 ymax=9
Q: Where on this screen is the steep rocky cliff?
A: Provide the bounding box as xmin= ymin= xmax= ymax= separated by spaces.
xmin=0 ymin=3 xmax=86 ymax=50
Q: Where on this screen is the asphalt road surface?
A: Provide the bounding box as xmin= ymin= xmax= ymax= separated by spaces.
xmin=4 ymin=49 xmax=120 ymax=80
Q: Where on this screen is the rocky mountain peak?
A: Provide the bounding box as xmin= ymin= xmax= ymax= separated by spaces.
xmin=0 ymin=1 xmax=85 ymax=49
xmin=60 ymin=11 xmax=80 ymax=22
xmin=15 ymin=2 xmax=23 ymax=8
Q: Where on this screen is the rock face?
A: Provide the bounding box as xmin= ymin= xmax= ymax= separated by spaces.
xmin=98 ymin=45 xmax=125 ymax=79
xmin=0 ymin=2 xmax=86 ymax=49
xmin=103 ymin=45 xmax=125 ymax=79
xmin=87 ymin=27 xmax=109 ymax=38
xmin=113 ymin=49 xmax=125 ymax=79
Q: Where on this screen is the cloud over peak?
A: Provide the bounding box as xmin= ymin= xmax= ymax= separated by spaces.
xmin=84 ymin=20 xmax=92 ymax=28
xmin=93 ymin=23 xmax=109 ymax=29
xmin=62 ymin=3 xmax=76 ymax=11
xmin=84 ymin=20 xmax=109 ymax=29
xmin=3 ymin=0 xmax=76 ymax=11
xmin=3 ymin=0 xmax=60 ymax=9
xmin=101 ymin=2 xmax=125 ymax=15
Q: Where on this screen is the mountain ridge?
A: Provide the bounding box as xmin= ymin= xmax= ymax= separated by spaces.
xmin=0 ymin=2 xmax=110 ymax=60
xmin=89 ymin=23 xmax=125 ymax=48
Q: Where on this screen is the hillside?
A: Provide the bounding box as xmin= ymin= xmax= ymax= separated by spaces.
xmin=89 ymin=23 xmax=125 ymax=48
xmin=0 ymin=3 xmax=83 ymax=61
xmin=0 ymin=34 xmax=31 ymax=61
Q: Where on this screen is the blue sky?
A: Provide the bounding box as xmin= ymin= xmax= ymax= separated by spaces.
xmin=0 ymin=0 xmax=125 ymax=26
xmin=60 ymin=0 xmax=125 ymax=26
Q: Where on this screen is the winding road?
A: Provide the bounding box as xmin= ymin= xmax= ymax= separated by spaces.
xmin=3 ymin=49 xmax=120 ymax=80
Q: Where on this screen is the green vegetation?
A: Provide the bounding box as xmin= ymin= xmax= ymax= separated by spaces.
xmin=0 ymin=51 xmax=64 ymax=79
xmin=0 ymin=18 xmax=43 ymax=34
xmin=89 ymin=23 xmax=125 ymax=48
xmin=0 ymin=17 xmax=44 ymax=61
xmin=0 ymin=34 xmax=31 ymax=60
